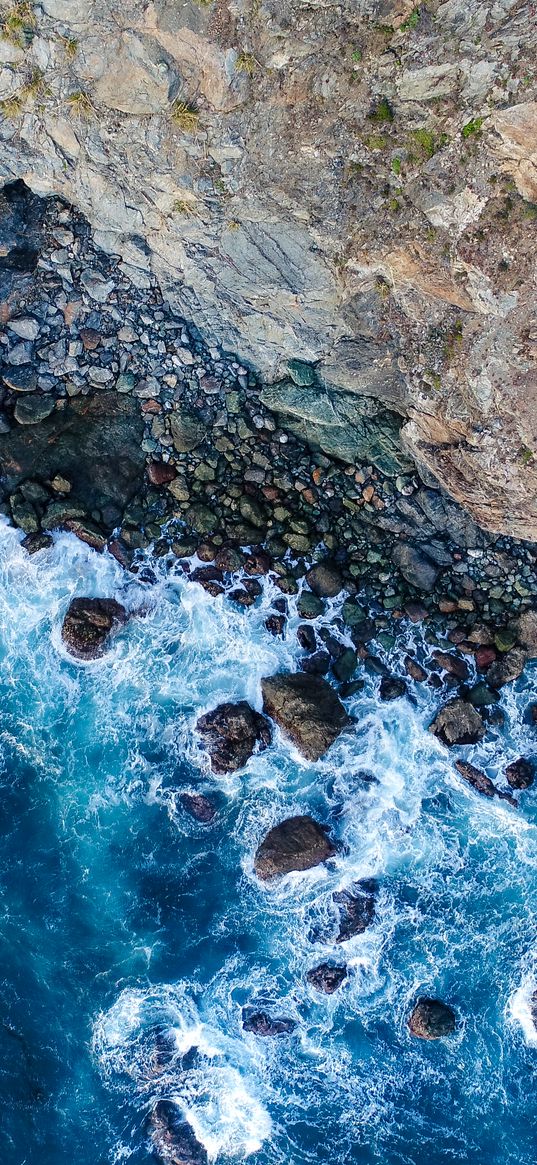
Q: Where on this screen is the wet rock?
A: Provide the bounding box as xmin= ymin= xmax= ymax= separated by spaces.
xmin=334 ymin=880 xmax=376 ymax=942
xmin=61 ymin=597 xmax=128 ymax=660
xmin=1 ymin=365 xmax=37 ymax=392
xmin=261 ymin=672 xmax=351 ymax=761
xmin=238 ymin=496 xmax=267 ymax=529
xmin=300 ymin=650 xmax=330 ymax=676
xmin=305 ymin=560 xmax=344 ymax=598
xmin=196 ymin=700 xmax=271 ymax=773
xmin=148 ymin=1100 xmax=208 ymax=1165
xmin=228 ymin=587 xmax=256 ymax=608
xmin=408 ymin=998 xmax=456 ymax=1040
xmin=392 ymin=543 xmax=440 ymax=592
xmin=297 ymin=624 xmax=316 ymax=652
xmin=467 ymin=681 xmax=499 ymax=707
xmin=147 ymin=460 xmax=177 ymax=486
xmin=307 ymin=963 xmax=348 ymax=994
xmin=297 ymin=591 xmax=325 ymax=619
xmin=243 ymin=550 xmax=271 ymax=575
xmin=332 ymin=647 xmax=358 ymax=683
xmin=431 ymin=651 xmax=470 ymax=681
xmin=190 ymin=566 xmax=224 ymax=596
xmin=265 ymin=612 xmax=286 ymax=637
xmin=454 ymin=760 xmax=517 ymax=806
xmin=14 ymin=394 xmax=56 ymax=425
xmin=254 ymin=815 xmax=336 ymax=880
xmin=21 ymin=531 xmax=53 ymax=554
xmin=242 ymin=1010 xmax=296 ymax=1036
xmin=505 ymin=757 xmax=535 ymax=790
xmin=180 ymin=792 xmax=217 ymax=823
xmin=485 ymin=648 xmax=526 ymax=688
xmin=404 ymin=655 xmax=428 ymax=682
xmin=429 ymin=699 xmax=485 ymax=746
xmin=214 ymin=546 xmax=244 ymax=572
xmin=379 ymin=675 xmax=407 ymax=701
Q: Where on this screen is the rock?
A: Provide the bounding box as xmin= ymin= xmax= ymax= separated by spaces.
xmin=14 ymin=394 xmax=55 ymax=425
xmin=238 ymin=496 xmax=267 ymax=529
xmin=467 ymin=682 xmax=499 ymax=707
xmin=454 ymin=760 xmax=517 ymax=806
xmin=297 ymin=624 xmax=317 ymax=652
xmin=332 ymin=647 xmax=358 ymax=683
xmin=190 ymin=566 xmax=224 ymax=596
xmin=429 ymin=699 xmax=485 ymax=746
xmin=334 ymin=880 xmax=376 ymax=942
xmin=379 ymin=676 xmax=407 ymax=701
xmin=242 ymin=1010 xmax=296 ymax=1036
xmin=265 ymin=613 xmax=286 ymax=636
xmin=170 ymin=407 xmax=206 ymax=453
xmin=408 ymin=998 xmax=457 ymax=1040
xmin=147 ymin=460 xmax=177 ymax=486
xmin=485 ymin=648 xmax=526 ymax=688
xmin=307 ymin=963 xmax=348 ymax=994
xmin=196 ymin=700 xmax=271 ymax=773
xmin=392 ymin=543 xmax=440 ymax=592
xmin=61 ymin=597 xmax=128 ymax=660
xmin=254 ymin=815 xmax=336 ymax=880
xmin=300 ymin=649 xmax=330 ymax=676
xmin=21 ymin=531 xmax=53 ymax=554
xmin=180 ymin=792 xmax=216 ymax=822
xmin=305 ymin=561 xmax=344 ymax=598
xmin=50 ymin=474 xmax=71 ymax=493
xmin=297 ymin=591 xmax=325 ymax=620
xmin=431 ymin=651 xmax=470 ymax=681
xmin=261 ymin=672 xmax=351 ymax=761
xmin=1 ymin=365 xmax=38 ymax=392
xmin=404 ymin=655 xmax=428 ymax=682
xmin=148 ymin=1100 xmax=208 ymax=1165
xmin=505 ymin=757 xmax=535 ymax=790
xmin=515 ymin=610 xmax=537 ymax=658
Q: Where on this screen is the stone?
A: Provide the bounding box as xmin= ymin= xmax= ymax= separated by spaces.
xmin=148 ymin=1100 xmax=208 ymax=1165
xmin=170 ymin=407 xmax=206 ymax=453
xmin=334 ymin=880 xmax=376 ymax=942
xmin=265 ymin=613 xmax=286 ymax=636
xmin=180 ymin=792 xmax=216 ymax=822
xmin=392 ymin=543 xmax=440 ymax=592
xmin=305 ymin=561 xmax=344 ymax=598
xmin=332 ymin=647 xmax=358 ymax=683
xmin=429 ymin=699 xmax=485 ymax=746
xmin=431 ymin=651 xmax=470 ymax=681
xmin=485 ymin=648 xmax=526 ymax=688
xmin=300 ymin=649 xmax=330 ymax=676
xmin=61 ymin=597 xmax=128 ymax=660
xmin=379 ymin=676 xmax=407 ymax=701
xmin=408 ymin=999 xmax=456 ymax=1040
xmin=467 ymin=682 xmax=498 ymax=707
xmin=190 ymin=566 xmax=224 ymax=596
xmin=254 ymin=815 xmax=336 ymax=880
xmin=8 ymin=316 xmax=40 ymax=341
xmin=297 ymin=591 xmax=325 ymax=620
xmin=238 ymin=496 xmax=267 ymax=529
xmin=505 ymin=758 xmax=535 ymax=790
xmin=147 ymin=460 xmax=177 ymax=486
xmin=297 ymin=624 xmax=316 ymax=652
xmin=14 ymin=394 xmax=55 ymax=425
xmin=196 ymin=701 xmax=271 ymax=773
xmin=455 ymin=760 xmax=517 ymax=806
xmin=242 ymin=1010 xmax=296 ymax=1036
xmin=80 ymin=270 xmax=116 ymax=303
xmin=1 ymin=365 xmax=38 ymax=392
xmin=50 ymin=474 xmax=71 ymax=493
xmin=307 ymin=963 xmax=347 ymax=994
xmin=404 ymin=655 xmax=428 ymax=682
xmin=261 ymin=673 xmax=351 ymax=761
xmin=21 ymin=531 xmax=53 ymax=554
xmin=515 ymin=610 xmax=537 ymax=658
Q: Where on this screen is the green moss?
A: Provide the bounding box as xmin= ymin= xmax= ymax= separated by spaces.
xmin=351 ymin=47 xmax=362 ymax=62
xmin=66 ymin=90 xmax=94 ymax=118
xmin=520 ymin=447 xmax=534 ymax=464
xmin=366 ymin=134 xmax=387 ymax=150
xmin=169 ymin=98 xmax=199 ymax=132
xmin=409 ymin=127 xmax=449 ymax=159
xmin=391 ymin=156 xmax=402 ymax=175
xmin=461 ymin=116 xmax=483 ymax=139
xmin=401 ymin=7 xmax=421 ymax=29
xmin=236 ymin=51 xmax=257 ymax=75
xmin=1 ymin=2 xmax=35 ymax=48
xmin=369 ymin=96 xmax=394 ymax=123
xmin=58 ymin=34 xmax=78 ymax=59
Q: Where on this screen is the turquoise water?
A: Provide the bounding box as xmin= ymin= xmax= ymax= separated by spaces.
xmin=0 ymin=518 xmax=536 ymax=1165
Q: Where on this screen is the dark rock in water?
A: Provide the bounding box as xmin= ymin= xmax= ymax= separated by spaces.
xmin=61 ymin=597 xmax=128 ymax=660
xmin=21 ymin=531 xmax=53 ymax=555
xmin=454 ymin=760 xmax=517 ymax=806
xmin=196 ymin=700 xmax=271 ymax=773
xmin=242 ymin=1009 xmax=296 ymax=1036
xmin=261 ymin=672 xmax=351 ymax=761
xmin=190 ymin=566 xmax=224 ymax=596
xmin=515 ymin=610 xmax=537 ymax=659
xmin=505 ymin=757 xmax=535 ymax=790
xmin=332 ymin=647 xmax=358 ymax=683
xmin=379 ymin=676 xmax=407 ymax=701
xmin=429 ymin=699 xmax=485 ymax=746
xmin=228 ymin=587 xmax=256 ymax=608
xmin=467 ymin=681 xmax=499 ymax=707
xmin=254 ymin=815 xmax=336 ymax=880
xmin=431 ymin=651 xmax=469 ymax=681
xmin=404 ymin=655 xmax=428 ymax=682
xmin=350 ymin=618 xmax=376 ymax=644
xmin=334 ymin=880 xmax=376 ymax=942
xmin=408 ymin=998 xmax=456 ymax=1040
xmin=243 ymin=550 xmax=272 ymax=576
xmin=307 ymin=963 xmax=348 ymax=994
xmin=297 ymin=591 xmax=325 ymax=620
xmin=339 ymin=678 xmax=365 ymax=698
xmin=525 ymin=702 xmax=537 ymax=727
xmin=485 ymin=648 xmax=526 ymax=688
xmin=300 ymin=650 xmax=330 ymax=676
xmin=148 ymin=1100 xmax=208 ymax=1165
xmin=265 ymin=612 xmax=286 ymax=637
xmin=297 ymin=624 xmax=316 ymax=652
xmin=180 ymin=793 xmax=217 ymax=823
xmin=392 ymin=542 xmax=440 ymax=592
xmin=14 ymin=393 xmax=56 ymax=425
xmin=305 ymin=561 xmax=344 ymax=598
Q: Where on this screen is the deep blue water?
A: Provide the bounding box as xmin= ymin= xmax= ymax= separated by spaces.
xmin=0 ymin=519 xmax=536 ymax=1165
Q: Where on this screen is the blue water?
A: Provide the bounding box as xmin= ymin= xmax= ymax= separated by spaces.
xmin=0 ymin=519 xmax=536 ymax=1165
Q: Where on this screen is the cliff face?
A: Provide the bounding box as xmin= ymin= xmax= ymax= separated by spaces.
xmin=0 ymin=0 xmax=536 ymax=537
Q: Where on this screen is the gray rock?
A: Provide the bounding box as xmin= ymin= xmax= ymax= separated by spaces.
xmin=148 ymin=1101 xmax=208 ymax=1165
xmin=429 ymin=699 xmax=485 ymax=746
xmin=305 ymin=560 xmax=344 ymax=597
xmin=261 ymin=672 xmax=351 ymax=760
xmin=307 ymin=963 xmax=347 ymax=994
xmin=254 ymin=815 xmax=336 ymax=880
xmin=2 ymin=365 xmax=38 ymax=392
xmin=170 ymin=407 xmax=206 ymax=453
xmin=196 ymin=701 xmax=271 ymax=773
xmin=392 ymin=542 xmax=440 ymax=592
xmin=14 ymin=394 xmax=56 ymax=424
xmin=80 ymin=270 xmax=116 ymax=302
xmin=8 ymin=316 xmax=40 ymax=341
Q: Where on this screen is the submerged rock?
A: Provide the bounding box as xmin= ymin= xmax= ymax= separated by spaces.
xmin=148 ymin=1100 xmax=208 ymax=1165
xmin=408 ymin=998 xmax=456 ymax=1040
xmin=254 ymin=815 xmax=336 ymax=880
xmin=21 ymin=531 xmax=53 ymax=554
xmin=334 ymin=880 xmax=376 ymax=942
xmin=196 ymin=701 xmax=271 ymax=773
xmin=242 ymin=1009 xmax=296 ymax=1036
xmin=180 ymin=793 xmax=217 ymax=823
xmin=429 ymin=699 xmax=485 ymax=746
xmin=307 ymin=963 xmax=348 ymax=994
xmin=379 ymin=675 xmax=407 ymax=701
xmin=61 ymin=597 xmax=128 ymax=660
xmin=261 ymin=672 xmax=351 ymax=761
xmin=505 ymin=757 xmax=535 ymax=790
xmin=454 ymin=760 xmax=517 ymax=806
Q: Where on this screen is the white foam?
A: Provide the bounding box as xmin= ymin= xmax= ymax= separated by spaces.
xmin=508 ymin=973 xmax=537 ymax=1046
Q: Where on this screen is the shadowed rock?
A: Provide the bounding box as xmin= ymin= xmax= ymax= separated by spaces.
xmin=334 ymin=880 xmax=376 ymax=942
xmin=148 ymin=1100 xmax=208 ymax=1165
xmin=485 ymin=648 xmax=526 ymax=688
xmin=307 ymin=963 xmax=348 ymax=994
xmin=254 ymin=815 xmax=336 ymax=880
xmin=505 ymin=757 xmax=535 ymax=790
xmin=455 ymin=760 xmax=517 ymax=806
xmin=305 ymin=560 xmax=344 ymax=598
xmin=408 ymin=998 xmax=456 ymax=1040
xmin=429 ymin=698 xmax=485 ymax=746
xmin=180 ymin=793 xmax=216 ymax=823
xmin=261 ymin=672 xmax=351 ymax=761
xmin=61 ymin=597 xmax=128 ymax=660
xmin=196 ymin=701 xmax=271 ymax=773
xmin=242 ymin=1009 xmax=296 ymax=1036
xmin=379 ymin=676 xmax=407 ymax=701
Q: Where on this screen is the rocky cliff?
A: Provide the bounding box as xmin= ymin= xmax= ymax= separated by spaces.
xmin=0 ymin=0 xmax=536 ymax=536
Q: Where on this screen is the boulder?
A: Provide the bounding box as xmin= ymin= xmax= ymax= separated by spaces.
xmin=408 ymin=998 xmax=456 ymax=1040
xmin=305 ymin=561 xmax=344 ymax=598
xmin=485 ymin=648 xmax=526 ymax=688
xmin=21 ymin=531 xmax=53 ymax=554
xmin=429 ymin=699 xmax=485 ymax=746
xmin=14 ymin=393 xmax=56 ymax=425
xmin=455 ymin=760 xmax=517 ymax=806
xmin=505 ymin=757 xmax=535 ymax=790
xmin=242 ymin=1010 xmax=296 ymax=1036
xmin=180 ymin=793 xmax=217 ymax=822
xmin=148 ymin=1100 xmax=208 ymax=1165
xmin=392 ymin=542 xmax=440 ymax=592
xmin=254 ymin=815 xmax=336 ymax=880
xmin=431 ymin=651 xmax=469 ymax=681
xmin=196 ymin=700 xmax=271 ymax=773
xmin=379 ymin=676 xmax=407 ymax=701
xmin=307 ymin=963 xmax=348 ymax=994
xmin=334 ymin=880 xmax=376 ymax=942
xmin=61 ymin=597 xmax=128 ymax=660
xmin=170 ymin=407 xmax=206 ymax=453
xmin=261 ymin=672 xmax=351 ymax=761
xmin=515 ymin=609 xmax=537 ymax=658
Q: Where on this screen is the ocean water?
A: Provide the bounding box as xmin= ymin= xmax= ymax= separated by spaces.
xmin=0 ymin=518 xmax=536 ymax=1165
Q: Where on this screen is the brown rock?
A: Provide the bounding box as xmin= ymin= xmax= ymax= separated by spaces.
xmin=180 ymin=793 xmax=217 ymax=822
xmin=254 ymin=815 xmax=336 ymax=880
xmin=432 ymin=651 xmax=469 ymax=681
xmin=147 ymin=460 xmax=177 ymax=486
xmin=261 ymin=672 xmax=351 ymax=761
xmin=455 ymin=759 xmax=517 ymax=806
xmin=505 ymin=757 xmax=535 ymax=790
xmin=307 ymin=963 xmax=348 ymax=994
xmin=148 ymin=1101 xmax=208 ymax=1165
xmin=486 ymin=647 xmax=526 ymax=688
xmin=305 ymin=560 xmax=344 ymax=597
xmin=429 ymin=699 xmax=485 ymax=746
xmin=408 ymin=998 xmax=456 ymax=1040
xmin=196 ymin=700 xmax=271 ymax=773
xmin=61 ymin=597 xmax=128 ymax=660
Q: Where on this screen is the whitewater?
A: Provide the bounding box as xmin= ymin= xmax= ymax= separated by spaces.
xmin=0 ymin=517 xmax=536 ymax=1165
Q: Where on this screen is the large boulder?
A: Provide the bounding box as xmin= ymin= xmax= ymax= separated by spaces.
xmin=261 ymin=673 xmax=351 ymax=761
xmin=392 ymin=542 xmax=440 ymax=592
xmin=61 ymin=597 xmax=127 ymax=660
xmin=334 ymin=880 xmax=376 ymax=942
xmin=196 ymin=701 xmax=271 ymax=773
xmin=455 ymin=760 xmax=517 ymax=807
xmin=242 ymin=1009 xmax=296 ymax=1036
xmin=305 ymin=561 xmax=344 ymax=598
xmin=429 ymin=699 xmax=485 ymax=746
xmin=307 ymin=963 xmax=348 ymax=994
xmin=515 ymin=609 xmax=537 ymax=658
xmin=254 ymin=815 xmax=336 ymax=880
xmin=485 ymin=648 xmax=526 ymax=688
xmin=148 ymin=1100 xmax=208 ymax=1165
xmin=505 ymin=757 xmax=535 ymax=790
xmin=408 ymin=998 xmax=456 ymax=1040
